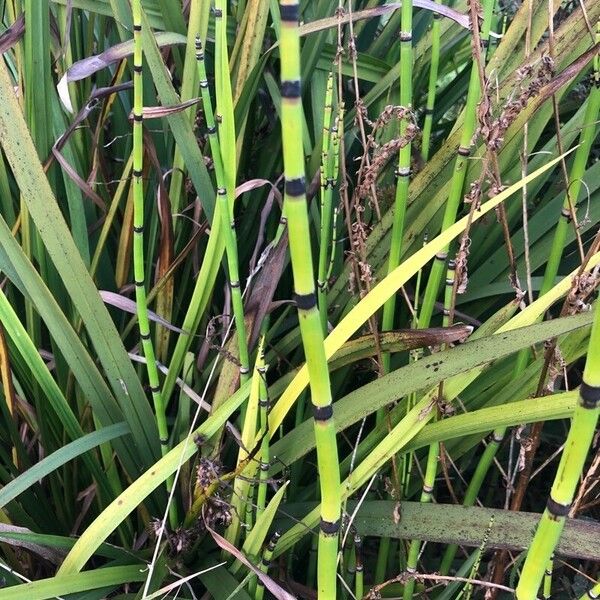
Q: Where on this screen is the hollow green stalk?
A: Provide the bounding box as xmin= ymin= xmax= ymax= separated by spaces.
xmin=380 ymin=0 xmax=414 ymax=356
xmin=317 ymin=72 xmax=337 ymax=333
xmin=255 ymin=531 xmax=281 ymax=600
xmin=418 ymin=0 xmax=495 ymax=329
xmin=442 ymin=43 xmax=600 ymax=572
xmin=515 ymin=297 xmax=600 ymax=598
xmin=402 ymin=261 xmax=453 ymax=600
xmin=355 ymin=534 xmax=364 ymax=600
xmin=542 ymin=557 xmax=553 ymax=599
xmin=421 ymin=6 xmax=441 ymax=161
xmin=130 ymin=0 xmax=176 ymax=526
xmin=580 ymin=581 xmax=600 ymax=600
xmin=278 ymin=1 xmax=341 ymax=596
xmin=195 ymin=36 xmax=250 ymax=386
xmin=256 ymin=342 xmax=270 ymax=520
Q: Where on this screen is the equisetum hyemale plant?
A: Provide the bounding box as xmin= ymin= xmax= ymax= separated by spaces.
xmin=278 ymin=0 xmax=341 ymax=596
xmin=195 ymin=34 xmax=250 ymax=386
xmin=516 ymin=293 xmax=600 ymax=597
xmin=130 ymin=0 xmax=175 ymax=525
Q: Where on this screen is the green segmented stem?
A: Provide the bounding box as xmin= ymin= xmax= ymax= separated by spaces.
xmin=381 ymin=0 xmax=414 ymax=360
xmin=130 ymin=0 xmax=175 ymax=525
xmin=540 ymin=45 xmax=600 ymax=298
xmin=516 ymin=295 xmax=600 ymax=598
xmin=442 ymin=38 xmax=600 ymax=574
xmin=542 ymin=557 xmax=553 ymax=599
xmin=403 ymin=261 xmax=453 ymax=600
xmin=256 ymin=339 xmax=270 ymax=520
xmin=421 ymin=6 xmax=441 ymax=161
xmin=317 ymin=73 xmax=337 ymax=333
xmin=255 ymin=531 xmax=281 ymax=600
xmin=580 ymin=581 xmax=600 ymax=600
xmin=278 ymin=1 xmax=341 ymax=596
xmin=418 ymin=0 xmax=495 ymax=330
xmin=195 ymin=36 xmax=250 ymax=386
xmin=355 ymin=534 xmax=364 ymax=600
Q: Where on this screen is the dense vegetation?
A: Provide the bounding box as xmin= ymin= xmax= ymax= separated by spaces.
xmin=0 ymin=0 xmax=599 ymax=598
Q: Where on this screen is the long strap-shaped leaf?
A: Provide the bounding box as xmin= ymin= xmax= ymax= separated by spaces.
xmin=0 ymin=60 xmax=159 ymax=470
xmin=266 ymin=148 xmax=575 ymax=438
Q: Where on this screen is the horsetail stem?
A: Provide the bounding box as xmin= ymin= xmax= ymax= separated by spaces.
xmin=515 ymin=295 xmax=600 ymax=598
xmin=195 ymin=36 xmax=250 ymax=386
xmin=255 ymin=531 xmax=281 ymax=600
xmin=539 ymin=35 xmax=599 ymax=299
xmin=543 ymin=557 xmax=553 ymax=599
xmin=256 ymin=341 xmax=270 ymax=520
xmin=418 ymin=0 xmax=495 ymax=329
xmin=380 ymin=0 xmax=414 ymax=356
xmin=278 ymin=1 xmax=341 ymax=596
xmin=421 ymin=3 xmax=442 ymax=161
xmin=130 ymin=0 xmax=176 ymax=525
xmin=317 ymin=72 xmax=336 ymax=333
xmin=580 ymin=581 xmax=600 ymax=600
xmin=403 ymin=260 xmax=454 ymax=600
xmin=355 ymin=534 xmax=364 ymax=600
xmin=447 ymin=30 xmax=600 ymax=575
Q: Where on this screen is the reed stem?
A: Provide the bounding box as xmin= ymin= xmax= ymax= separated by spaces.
xmin=278 ymin=1 xmax=341 ymax=595
xmin=130 ymin=0 xmax=176 ymax=526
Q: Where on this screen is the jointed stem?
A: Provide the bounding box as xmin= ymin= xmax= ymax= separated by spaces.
xmin=278 ymin=1 xmax=341 ymax=596
xmin=130 ymin=0 xmax=176 ymax=526
xmin=195 ymin=35 xmax=250 ymax=387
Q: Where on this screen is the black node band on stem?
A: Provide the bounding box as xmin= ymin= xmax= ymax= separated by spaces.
xmin=320 ymin=519 xmax=340 ymax=534
xmin=579 ymin=382 xmax=600 ymax=409
xmin=217 ymin=187 xmax=227 ymax=196
xmin=133 ymin=24 xmax=142 ymax=31
xmin=133 ymin=113 xmax=143 ymax=122
xmin=435 ymin=252 xmax=447 ymax=261
xmin=207 ymin=125 xmax=217 ymax=134
xmin=150 ymin=385 xmax=161 ymax=394
xmin=133 ymin=225 xmax=144 ymax=233
xmin=281 ymin=80 xmax=301 ymax=98
xmin=133 ymin=65 xmax=143 ymax=73
xmin=230 ymin=280 xmax=240 ymax=288
xmin=293 ymin=292 xmax=317 ymax=310
xmin=399 ymin=31 xmax=413 ymax=41
xmin=423 ymin=107 xmax=434 ymax=115
xmin=280 ymin=3 xmax=299 ymax=21
xmin=458 ymin=146 xmax=470 ymax=157
xmin=395 ymin=167 xmax=411 ymax=178
xmin=313 ymin=404 xmax=333 ymax=421
xmin=211 ymin=7 xmax=222 ymax=16
xmin=160 ymin=438 xmax=169 ymax=445
xmin=546 ymin=497 xmax=571 ymax=517
xmin=200 ymin=80 xmax=209 ymax=88
xmin=140 ymin=332 xmax=151 ymax=341
xmin=134 ymin=279 xmax=144 ymax=287
xmin=132 ymin=169 xmax=143 ymax=178
xmin=285 ymin=177 xmax=306 ymax=197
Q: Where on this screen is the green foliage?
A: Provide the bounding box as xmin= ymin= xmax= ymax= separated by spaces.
xmin=0 ymin=1 xmax=599 ymax=599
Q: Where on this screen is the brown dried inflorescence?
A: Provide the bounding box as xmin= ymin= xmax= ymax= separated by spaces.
xmin=479 ymin=55 xmax=555 ymax=152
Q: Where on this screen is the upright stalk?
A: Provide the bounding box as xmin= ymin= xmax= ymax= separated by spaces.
xmin=380 ymin=0 xmax=413 ymax=354
xmin=516 ymin=297 xmax=600 ymax=598
xmin=418 ymin=0 xmax=495 ymax=329
xmin=580 ymin=581 xmax=600 ymax=600
xmin=402 ymin=261 xmax=453 ymax=600
xmin=441 ymin=39 xmax=600 ymax=573
xmin=317 ymin=72 xmax=338 ymax=333
xmin=195 ymin=36 xmax=250 ymax=385
xmin=278 ymin=1 xmax=341 ymax=596
xmin=130 ymin=0 xmax=176 ymax=526
xmin=421 ymin=5 xmax=441 ymax=161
